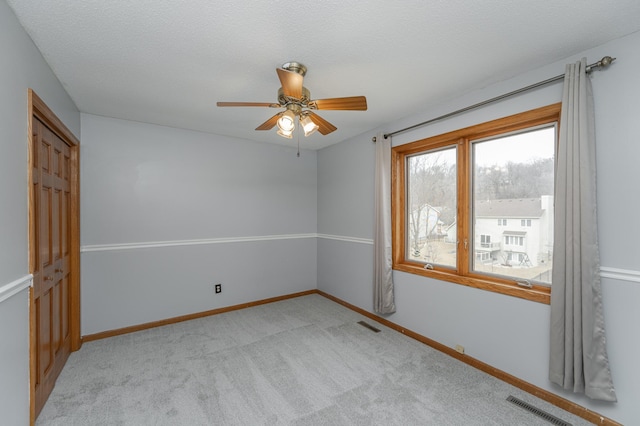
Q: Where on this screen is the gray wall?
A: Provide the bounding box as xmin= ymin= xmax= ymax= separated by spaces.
xmin=0 ymin=1 xmax=80 ymax=424
xmin=80 ymin=114 xmax=318 ymax=335
xmin=317 ymin=31 xmax=640 ymax=425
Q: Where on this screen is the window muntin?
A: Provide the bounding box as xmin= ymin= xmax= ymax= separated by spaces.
xmin=392 ymin=103 xmax=561 ymax=304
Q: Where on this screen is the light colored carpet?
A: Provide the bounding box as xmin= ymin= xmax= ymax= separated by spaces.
xmin=37 ymin=294 xmax=589 ymax=425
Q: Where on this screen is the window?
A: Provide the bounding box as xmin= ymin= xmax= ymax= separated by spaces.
xmin=504 ymin=235 xmax=525 ymax=246
xmin=507 ymin=252 xmax=525 ymax=263
xmin=392 ymin=104 xmax=560 ymax=303
xmin=476 ymin=252 xmax=491 ymax=262
xmin=406 ymin=147 xmax=456 ymax=267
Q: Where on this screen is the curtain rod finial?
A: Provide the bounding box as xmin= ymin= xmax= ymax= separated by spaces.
xmin=598 ymin=56 xmax=615 ymax=68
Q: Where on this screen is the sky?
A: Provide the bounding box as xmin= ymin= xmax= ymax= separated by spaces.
xmin=473 ymin=125 xmax=556 ymax=167
xmin=408 ymin=124 xmax=556 ymax=170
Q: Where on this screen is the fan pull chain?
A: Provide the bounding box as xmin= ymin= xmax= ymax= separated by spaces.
xmin=297 ymin=119 xmax=301 ymax=157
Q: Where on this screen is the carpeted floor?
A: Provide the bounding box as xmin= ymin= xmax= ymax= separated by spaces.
xmin=37 ymin=294 xmax=589 ymax=425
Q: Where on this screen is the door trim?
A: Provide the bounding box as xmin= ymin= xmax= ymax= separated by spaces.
xmin=28 ymin=89 xmax=81 ymax=424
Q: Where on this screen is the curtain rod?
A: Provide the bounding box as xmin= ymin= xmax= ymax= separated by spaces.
xmin=375 ymin=56 xmax=615 ymax=141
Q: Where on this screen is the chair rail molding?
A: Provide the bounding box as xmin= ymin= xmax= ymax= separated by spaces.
xmin=599 ymin=266 xmax=640 ymax=283
xmin=81 ymin=233 xmax=318 ymax=252
xmin=81 ymin=234 xmax=636 ymax=285
xmin=81 ymin=233 xmax=379 ymax=253
xmin=0 ymin=274 xmax=33 ymax=304
xmin=317 ymin=234 xmax=374 ymax=245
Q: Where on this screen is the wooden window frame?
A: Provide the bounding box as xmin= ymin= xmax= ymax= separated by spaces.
xmin=391 ymin=103 xmax=561 ymax=304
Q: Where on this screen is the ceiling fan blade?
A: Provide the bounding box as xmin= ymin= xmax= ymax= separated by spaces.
xmin=217 ymin=102 xmax=279 ymax=107
xmin=276 ymin=68 xmax=303 ymax=99
xmin=255 ymin=113 xmax=282 ymax=131
xmin=309 ymin=96 xmax=367 ymax=111
xmin=307 ymin=112 xmax=337 ymax=135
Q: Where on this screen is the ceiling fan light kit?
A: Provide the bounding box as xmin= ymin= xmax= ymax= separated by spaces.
xmin=217 ymin=61 xmax=367 ymax=140
xmin=300 ymin=114 xmax=319 ymax=137
xmin=277 ymin=109 xmax=296 ymax=132
xmin=276 ymin=128 xmax=293 ymax=139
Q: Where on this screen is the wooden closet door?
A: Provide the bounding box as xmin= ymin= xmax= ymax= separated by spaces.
xmin=32 ymin=117 xmax=72 ymax=417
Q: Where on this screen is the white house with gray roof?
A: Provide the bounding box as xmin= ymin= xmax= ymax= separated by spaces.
xmin=471 ymin=195 xmax=554 ymax=267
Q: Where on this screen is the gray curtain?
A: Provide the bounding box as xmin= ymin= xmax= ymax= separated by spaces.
xmin=374 ymin=133 xmax=396 ymax=314
xmin=549 ymin=58 xmax=616 ymax=402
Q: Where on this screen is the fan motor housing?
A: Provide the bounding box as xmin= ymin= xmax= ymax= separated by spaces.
xmin=278 ymin=87 xmax=311 ymax=106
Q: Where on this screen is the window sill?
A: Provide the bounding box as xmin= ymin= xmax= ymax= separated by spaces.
xmin=394 ymin=261 xmax=550 ymax=304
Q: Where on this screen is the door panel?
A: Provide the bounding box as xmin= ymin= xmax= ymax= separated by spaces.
xmin=52 ymin=188 xmax=61 ymax=264
xmin=32 ymin=117 xmax=73 ymax=418
xmin=62 ymin=190 xmax=69 ymax=256
xmin=39 ymin=185 xmax=52 ymax=269
xmin=61 ymin=274 xmax=70 ymax=340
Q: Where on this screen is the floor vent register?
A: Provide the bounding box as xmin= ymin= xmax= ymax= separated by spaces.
xmin=506 ymin=395 xmax=572 ymax=426
xmin=357 ymin=321 xmax=381 ymax=333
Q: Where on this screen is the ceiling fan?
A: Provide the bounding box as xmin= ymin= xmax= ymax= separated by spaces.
xmin=217 ymin=62 xmax=367 ymax=139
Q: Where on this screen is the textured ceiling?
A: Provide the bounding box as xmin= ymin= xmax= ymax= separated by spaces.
xmin=7 ymin=0 xmax=640 ymax=149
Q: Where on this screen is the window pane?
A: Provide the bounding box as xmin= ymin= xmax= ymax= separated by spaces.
xmin=407 ymin=146 xmax=457 ymax=268
xmin=472 ymin=126 xmax=555 ymax=284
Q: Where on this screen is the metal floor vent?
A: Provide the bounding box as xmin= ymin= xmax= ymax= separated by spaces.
xmin=506 ymin=396 xmax=572 ymax=426
xmin=357 ymin=321 xmax=381 ymax=333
